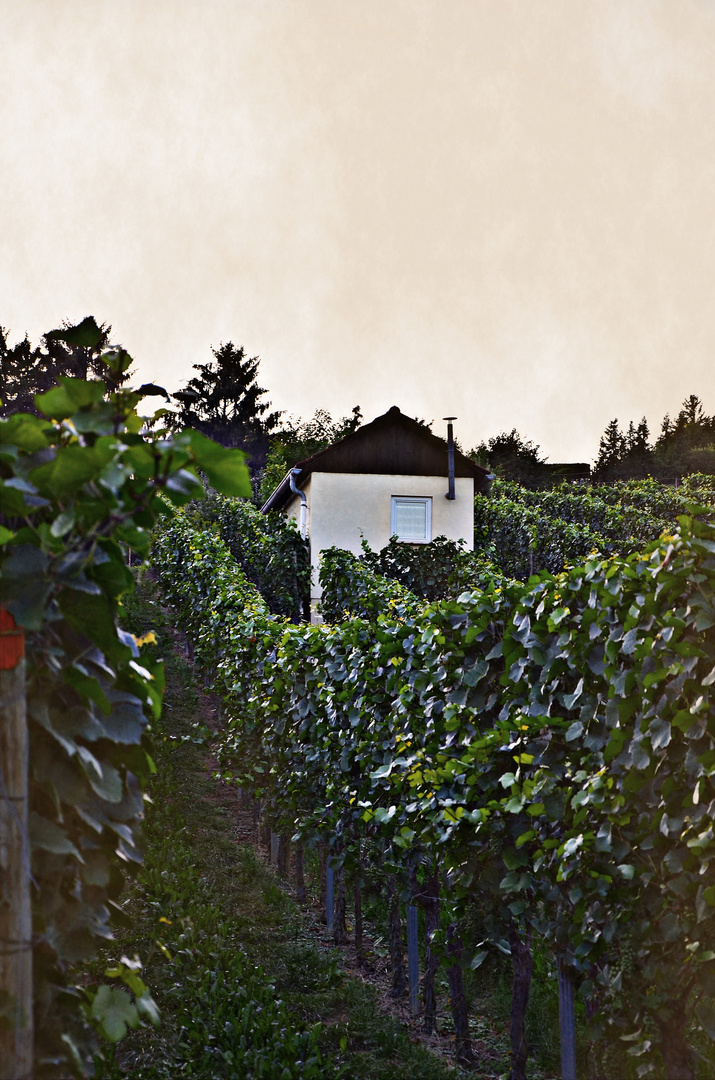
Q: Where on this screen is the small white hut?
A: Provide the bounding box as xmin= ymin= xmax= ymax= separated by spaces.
xmin=260 ymin=406 xmax=491 ymax=615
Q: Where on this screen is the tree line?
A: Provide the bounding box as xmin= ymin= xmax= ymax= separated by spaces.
xmin=593 ymin=395 xmax=715 ymax=481
xmin=2 ymin=317 xmax=713 ymax=493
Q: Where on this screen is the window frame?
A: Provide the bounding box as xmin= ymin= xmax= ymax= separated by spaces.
xmin=390 ymin=495 xmax=433 ymax=544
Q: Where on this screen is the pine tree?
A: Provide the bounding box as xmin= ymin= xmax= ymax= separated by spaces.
xmin=619 ymin=416 xmax=653 ymax=478
xmin=594 ymin=418 xmax=626 ymax=478
xmin=654 ymin=395 xmax=715 ymax=476
xmin=173 ymin=342 xmax=283 ymax=475
xmin=1 ymin=318 xmax=115 ymax=416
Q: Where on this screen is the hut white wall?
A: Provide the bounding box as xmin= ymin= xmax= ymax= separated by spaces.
xmin=285 ymin=471 xmax=474 ymax=616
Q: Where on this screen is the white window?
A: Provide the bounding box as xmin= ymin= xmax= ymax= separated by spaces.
xmin=390 ymin=496 xmax=432 ymax=543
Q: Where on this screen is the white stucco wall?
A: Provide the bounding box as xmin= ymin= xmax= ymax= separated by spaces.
xmin=285 ymin=471 xmax=475 ymax=606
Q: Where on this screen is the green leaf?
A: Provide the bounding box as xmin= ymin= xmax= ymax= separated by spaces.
xmin=78 ymin=747 xmax=123 ymax=803
xmin=502 ymin=846 xmax=528 ymax=869
xmin=0 ymin=413 xmax=52 ymax=451
xmin=72 ymin=401 xmax=116 ymax=435
xmin=64 ymin=668 xmax=112 ymax=714
xmin=29 ymin=812 xmax=82 ymax=859
xmin=187 ymin=430 xmax=252 ymax=498
xmin=36 ymin=378 xmax=105 ymax=419
xmin=46 ymin=316 xmax=104 ymax=349
xmin=50 ymin=510 xmax=75 ymax=538
xmin=34 ymin=442 xmax=114 ymax=498
xmin=100 ymin=690 xmax=148 ymax=744
xmin=370 ymin=763 xmax=393 ymax=780
xmin=0 ymin=545 xmax=52 ymax=629
xmin=549 ymin=607 xmax=569 ymax=628
xmin=92 ymin=539 xmax=135 ymax=597
xmin=135 ymin=991 xmax=160 ymax=1027
xmin=136 ymin=383 xmax=168 ymax=399
xmin=59 ymin=590 xmax=129 ymax=664
xmin=100 ymin=348 xmax=134 ymax=378
xmin=90 ymin=984 xmax=139 ymax=1042
xmin=696 ymin=1001 xmax=715 ymax=1040
xmin=648 ymin=716 xmax=671 ymax=751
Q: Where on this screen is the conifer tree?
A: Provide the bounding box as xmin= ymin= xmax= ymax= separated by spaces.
xmin=0 ymin=318 xmax=115 ymax=416
xmin=173 ymin=342 xmax=283 ymax=476
xmin=593 ymin=418 xmax=626 ymax=478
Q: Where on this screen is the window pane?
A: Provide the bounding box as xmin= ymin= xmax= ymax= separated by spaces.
xmin=394 ymin=499 xmax=427 ymax=540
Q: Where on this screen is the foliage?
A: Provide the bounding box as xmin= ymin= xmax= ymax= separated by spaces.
xmin=358 ymin=535 xmax=512 ymax=602
xmin=188 ymin=493 xmax=310 ymax=620
xmin=151 ymin=508 xmax=715 ymax=1077
xmin=476 ymin=476 xmax=715 ymax=581
xmin=317 ymin=536 xmax=512 ymax=622
xmin=317 ymin=545 xmax=424 ymax=623
xmin=0 ymin=317 xmax=124 ymax=417
xmin=468 ymin=428 xmax=545 ymax=485
xmin=99 ymin=582 xmax=462 ymax=1080
xmin=172 ymin=341 xmax=283 ymax=479
xmin=593 ymin=417 xmax=652 ymax=480
xmin=474 ymin=489 xmax=610 ymax=581
xmin=594 ymin=395 xmax=715 ymax=480
xmin=655 ymin=395 xmax=715 ymax=477
xmin=0 ymin=322 xmax=250 ymax=1075
xmin=259 ymin=407 xmax=363 ymax=504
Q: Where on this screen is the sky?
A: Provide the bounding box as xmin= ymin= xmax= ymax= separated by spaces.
xmin=2 ymin=0 xmax=714 ymax=463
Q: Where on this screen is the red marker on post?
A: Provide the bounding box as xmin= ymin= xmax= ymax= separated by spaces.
xmin=0 ymin=607 xmax=25 ymax=669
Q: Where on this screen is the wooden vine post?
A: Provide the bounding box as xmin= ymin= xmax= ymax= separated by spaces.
xmin=0 ymin=608 xmax=33 ymax=1080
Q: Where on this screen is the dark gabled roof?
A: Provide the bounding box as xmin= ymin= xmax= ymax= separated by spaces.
xmin=261 ymin=405 xmax=492 ymax=513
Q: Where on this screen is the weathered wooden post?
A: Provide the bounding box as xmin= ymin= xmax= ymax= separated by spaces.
xmin=294 ymin=843 xmax=307 ymax=903
xmin=325 ymin=858 xmax=334 ymax=934
xmin=558 ymin=958 xmax=577 ymax=1080
xmin=406 ymin=904 xmax=419 ymax=1016
xmin=277 ymin=833 xmax=290 ymax=877
xmin=0 ymin=608 xmax=33 ymax=1079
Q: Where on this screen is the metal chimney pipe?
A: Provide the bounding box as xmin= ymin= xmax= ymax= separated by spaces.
xmin=444 ymin=416 xmax=456 ymax=500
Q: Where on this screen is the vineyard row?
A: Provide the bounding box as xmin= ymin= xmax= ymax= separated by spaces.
xmin=151 ymin=506 xmax=715 ymax=1078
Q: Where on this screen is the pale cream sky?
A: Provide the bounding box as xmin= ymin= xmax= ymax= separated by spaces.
xmin=2 ymin=0 xmax=714 ymax=461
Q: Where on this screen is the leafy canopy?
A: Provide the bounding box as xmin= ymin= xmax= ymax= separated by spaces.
xmin=0 ymin=317 xmax=127 ymax=418
xmin=259 ymin=406 xmax=362 ymax=503
xmin=0 ymin=319 xmax=250 ymax=1073
xmin=172 ymin=341 xmax=282 ymax=479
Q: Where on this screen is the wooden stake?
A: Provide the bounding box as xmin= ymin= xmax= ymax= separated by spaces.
xmin=353 ymin=881 xmax=363 ymax=964
xmin=420 ymin=872 xmax=440 ymax=1035
xmin=558 ymin=959 xmax=577 ymax=1080
xmin=0 ymin=609 xmax=33 ymax=1080
xmin=295 ymin=844 xmax=306 ymax=903
xmin=325 ymin=859 xmax=334 ymax=933
xmin=387 ymin=877 xmax=406 ymax=997
xmin=406 ymin=905 xmax=419 ymax=1015
xmin=277 ymin=833 xmax=290 ymax=877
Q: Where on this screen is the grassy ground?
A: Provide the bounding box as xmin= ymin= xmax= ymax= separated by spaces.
xmin=91 ymin=579 xmax=475 ymax=1079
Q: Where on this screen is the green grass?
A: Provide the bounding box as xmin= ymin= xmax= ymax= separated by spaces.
xmin=88 ymin=579 xmax=468 ymax=1079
